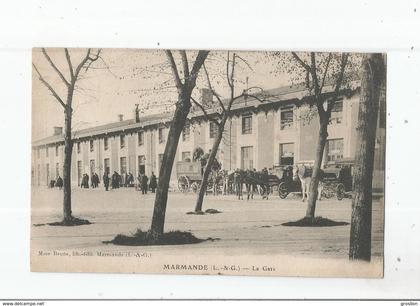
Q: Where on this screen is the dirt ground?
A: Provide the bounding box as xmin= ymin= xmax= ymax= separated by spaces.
xmin=31 ymin=187 xmax=384 ymax=260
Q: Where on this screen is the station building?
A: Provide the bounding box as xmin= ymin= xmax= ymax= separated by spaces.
xmin=31 ymin=83 xmax=385 ymax=192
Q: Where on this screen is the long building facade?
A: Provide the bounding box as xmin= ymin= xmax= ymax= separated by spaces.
xmin=31 ymin=84 xmax=386 ymax=192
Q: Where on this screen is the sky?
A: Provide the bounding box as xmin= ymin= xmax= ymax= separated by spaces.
xmin=32 ymin=48 xmax=296 ymax=141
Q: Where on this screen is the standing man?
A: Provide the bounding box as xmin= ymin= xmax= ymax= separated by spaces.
xmin=56 ymin=175 xmax=63 ymax=190
xmin=141 ymin=174 xmax=149 ymax=195
xmin=261 ymin=167 xmax=269 ymax=200
xmin=149 ymin=172 xmax=157 ymax=193
xmin=111 ymin=171 xmax=117 ymax=189
xmin=103 ymin=171 xmax=110 ymax=191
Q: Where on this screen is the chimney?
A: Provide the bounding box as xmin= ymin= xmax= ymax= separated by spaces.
xmin=53 ymin=126 xmax=63 ymax=136
xmin=118 ymin=114 xmax=124 ymax=122
xmin=134 ymin=104 xmax=140 ymax=123
xmin=200 ymin=88 xmax=213 ymax=107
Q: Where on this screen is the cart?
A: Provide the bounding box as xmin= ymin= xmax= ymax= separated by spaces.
xmin=275 ymin=165 xmax=303 ymax=199
xmin=322 ymin=158 xmax=354 ymax=200
xmin=176 ymin=161 xmax=222 ymax=193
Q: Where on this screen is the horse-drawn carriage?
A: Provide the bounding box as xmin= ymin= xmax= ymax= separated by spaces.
xmin=176 ymin=161 xmax=222 ymax=193
xmin=321 ymin=158 xmax=354 ymax=200
xmin=276 ymin=159 xmax=355 ymax=200
xmin=275 ymin=163 xmax=308 ymax=199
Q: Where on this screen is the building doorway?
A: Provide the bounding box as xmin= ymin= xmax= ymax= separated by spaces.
xmin=89 ymin=159 xmax=95 ymax=177
xmin=138 ymin=155 xmax=145 ymax=175
xmin=279 ymin=143 xmax=294 ymax=166
xmin=104 ymin=158 xmax=110 ymax=175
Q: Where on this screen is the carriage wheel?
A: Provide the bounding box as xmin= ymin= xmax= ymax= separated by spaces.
xmin=191 ymin=182 xmax=199 ymax=193
xmin=177 ymin=175 xmax=190 ymax=193
xmin=278 ymin=182 xmax=289 ymax=199
xmin=336 ymin=183 xmax=345 ymax=200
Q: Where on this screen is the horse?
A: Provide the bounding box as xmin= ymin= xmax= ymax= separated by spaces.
xmin=234 ymin=169 xmax=269 ymax=200
xmin=293 ymin=164 xmax=323 ymax=202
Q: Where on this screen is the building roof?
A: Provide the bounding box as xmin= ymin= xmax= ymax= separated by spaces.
xmin=32 ymin=82 xmax=358 ymax=148
xmin=32 ymin=112 xmax=172 ymax=147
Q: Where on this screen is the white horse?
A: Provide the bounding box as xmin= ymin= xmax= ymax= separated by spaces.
xmin=293 ymin=165 xmax=323 ymax=202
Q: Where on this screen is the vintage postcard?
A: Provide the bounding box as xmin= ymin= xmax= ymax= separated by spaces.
xmin=31 ymin=48 xmax=385 ymax=277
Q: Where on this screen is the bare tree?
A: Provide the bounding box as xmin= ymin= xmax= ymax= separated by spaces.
xmin=148 ymin=50 xmax=209 ymax=240
xmin=349 ymin=53 xmax=386 ymax=261
xmin=33 ymin=48 xmax=101 ymax=225
xmin=274 ymin=52 xmax=355 ymax=219
xmin=191 ymin=52 xmax=270 ymax=213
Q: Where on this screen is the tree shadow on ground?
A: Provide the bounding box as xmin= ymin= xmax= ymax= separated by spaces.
xmin=186 ymin=208 xmax=222 ymax=215
xmin=33 ymin=217 xmax=92 ymax=227
xmin=104 ymin=229 xmax=219 ymax=246
xmin=281 ymin=216 xmax=349 ymax=227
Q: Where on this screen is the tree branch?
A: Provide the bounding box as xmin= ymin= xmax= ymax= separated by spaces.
xmin=189 ymin=50 xmax=210 ymax=84
xmin=327 ymin=53 xmax=349 ymax=114
xmin=180 ymin=50 xmax=190 ymax=80
xmin=291 ymin=52 xmax=311 ymax=71
xmin=74 ymin=49 xmax=91 ymax=78
xmin=191 ymin=97 xmax=220 ymax=126
xmin=226 ymin=51 xmax=232 ymax=89
xmin=64 ymin=48 xmax=74 ymax=79
xmin=83 ymin=49 xmax=102 ymax=73
xmin=235 ymin=54 xmax=253 ymax=71
xmin=41 ymin=48 xmax=70 ymax=87
xmin=165 ymin=50 xmax=183 ymax=91
xmin=202 ymin=63 xmax=225 ymax=112
xmin=33 ymin=63 xmax=66 ymax=109
xmin=310 ymin=52 xmax=320 ymax=97
xmin=227 ymin=53 xmax=237 ymax=101
xmin=319 ymin=53 xmax=332 ymax=93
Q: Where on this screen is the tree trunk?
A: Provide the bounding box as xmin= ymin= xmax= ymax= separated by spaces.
xmin=149 ymin=92 xmax=191 ymax=240
xmin=62 ymin=111 xmax=72 ymax=221
xmin=194 ymin=118 xmax=226 ymax=212
xmin=306 ymin=118 xmax=328 ymax=218
xmin=349 ymin=54 xmax=384 ymax=261
xmin=62 ymin=87 xmax=74 ymax=222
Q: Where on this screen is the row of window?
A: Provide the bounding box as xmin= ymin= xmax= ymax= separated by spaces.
xmin=277 ymin=139 xmax=344 ymax=166
xmin=75 ymin=127 xmax=168 ymax=155
xmin=76 ymin=154 xmax=165 ymax=183
xmin=38 ymin=102 xmax=344 ymax=157
xmin=40 ymin=139 xmax=344 ymax=184
xmin=37 ymin=146 xmax=60 ymax=158
xmin=240 ymin=138 xmax=344 ymax=169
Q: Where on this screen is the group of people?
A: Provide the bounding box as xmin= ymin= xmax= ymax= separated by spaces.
xmin=99 ymin=171 xmax=156 ymax=193
xmin=48 ymin=175 xmax=63 ymax=189
xmin=101 ymin=171 xmax=135 ymax=191
xmin=80 ymin=173 xmax=100 ymax=189
xmin=137 ymin=172 xmax=157 ymax=194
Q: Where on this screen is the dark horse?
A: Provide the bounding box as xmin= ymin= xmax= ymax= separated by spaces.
xmin=233 ymin=169 xmax=269 ymax=200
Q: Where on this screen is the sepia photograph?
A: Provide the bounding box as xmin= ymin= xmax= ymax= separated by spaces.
xmin=30 ymin=48 xmax=386 ymax=277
